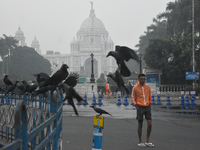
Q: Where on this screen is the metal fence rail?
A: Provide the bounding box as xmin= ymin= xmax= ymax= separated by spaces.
xmin=0 ymin=90 xmax=62 ymax=150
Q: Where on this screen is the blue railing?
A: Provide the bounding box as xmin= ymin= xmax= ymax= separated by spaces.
xmin=0 ymin=90 xmax=62 ymax=150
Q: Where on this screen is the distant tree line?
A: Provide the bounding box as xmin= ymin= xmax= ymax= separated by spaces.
xmin=0 ymin=34 xmax=51 ymax=83
xmin=136 ymin=0 xmax=200 ymax=85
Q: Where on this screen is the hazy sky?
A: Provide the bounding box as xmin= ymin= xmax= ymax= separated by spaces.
xmin=0 ymin=0 xmax=175 ymax=54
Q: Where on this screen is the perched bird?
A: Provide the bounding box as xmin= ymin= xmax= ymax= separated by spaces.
xmin=90 ymin=105 xmax=112 ymax=116
xmin=35 ymin=84 xmax=57 ymax=95
xmin=40 ymin=64 xmax=69 ymax=87
xmin=0 ymin=85 xmax=7 ymax=92
xmin=61 ymin=83 xmax=84 ymax=116
xmin=107 ymin=70 xmax=129 ymax=94
xmin=3 ymin=75 xmax=13 ymax=86
xmin=106 ymin=45 xmax=139 ymax=77
xmin=4 ymin=81 xmax=18 ymax=95
xmin=16 ymin=80 xmax=29 ymax=95
xmin=25 ymin=83 xmax=38 ymax=94
xmin=32 ymin=73 xmax=50 ymax=83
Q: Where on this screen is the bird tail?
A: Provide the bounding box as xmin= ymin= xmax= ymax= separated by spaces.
xmin=120 ymin=62 xmax=131 ymax=77
xmin=123 ymin=85 xmax=130 ymax=94
xmin=71 ymin=88 xmax=84 ymax=102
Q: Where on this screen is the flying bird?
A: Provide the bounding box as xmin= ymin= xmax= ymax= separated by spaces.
xmin=90 ymin=105 xmax=112 ymax=116
xmin=61 ymin=83 xmax=84 ymax=116
xmin=40 ymin=64 xmax=69 ymax=87
xmin=107 ymin=70 xmax=129 ymax=94
xmin=106 ymin=45 xmax=139 ymax=77
xmin=64 ymin=72 xmax=79 ymax=87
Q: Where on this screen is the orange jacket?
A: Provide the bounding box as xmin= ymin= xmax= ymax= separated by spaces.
xmin=105 ymin=83 xmax=110 ymax=90
xmin=131 ymin=82 xmax=152 ymax=106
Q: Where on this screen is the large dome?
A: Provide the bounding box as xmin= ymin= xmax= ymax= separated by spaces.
xmin=32 ymin=37 xmax=39 ymax=44
xmin=77 ymin=6 xmax=108 ymax=35
xmin=80 ymin=16 xmax=106 ymax=30
xmin=15 ymin=27 xmax=24 ymax=36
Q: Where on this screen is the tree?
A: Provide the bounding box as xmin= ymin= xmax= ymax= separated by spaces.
xmin=144 ymin=38 xmax=172 ymax=70
xmin=0 ymin=34 xmax=18 ymax=75
xmin=135 ymin=19 xmax=167 ymax=68
xmin=8 ymin=46 xmax=51 ymax=81
xmin=144 ymin=33 xmax=199 ymax=84
xmin=136 ymin=0 xmax=200 ymax=84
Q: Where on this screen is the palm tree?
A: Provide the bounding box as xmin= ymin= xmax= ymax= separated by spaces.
xmin=0 ymin=35 xmax=17 ymax=75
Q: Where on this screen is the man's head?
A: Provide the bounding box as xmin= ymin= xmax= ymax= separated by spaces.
xmin=138 ymin=73 xmax=146 ymax=86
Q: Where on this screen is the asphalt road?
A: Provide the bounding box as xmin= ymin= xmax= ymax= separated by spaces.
xmin=62 ymin=98 xmax=200 ymax=150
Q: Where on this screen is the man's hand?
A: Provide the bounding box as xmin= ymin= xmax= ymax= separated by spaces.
xmin=135 ymin=104 xmax=139 ymax=110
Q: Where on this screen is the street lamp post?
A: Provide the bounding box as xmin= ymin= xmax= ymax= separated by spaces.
xmin=139 ymin=53 xmax=142 ymax=74
xmin=90 ymin=53 xmax=95 ymax=83
xmin=192 ymin=0 xmax=195 ymax=89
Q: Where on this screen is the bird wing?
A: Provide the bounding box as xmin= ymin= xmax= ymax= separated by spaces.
xmin=71 ymin=87 xmax=83 ymax=102
xmin=5 ymin=85 xmax=16 ymax=95
xmin=120 ymin=62 xmax=131 ymax=77
xmin=118 ymin=46 xmax=139 ymax=62
xmin=64 ymin=72 xmax=79 ymax=87
xmin=5 ymin=79 xmax=13 ymax=85
xmin=95 ymin=107 xmax=112 ymax=116
xmin=41 ymin=67 xmax=68 ymax=87
xmin=40 ymin=73 xmax=50 ymax=80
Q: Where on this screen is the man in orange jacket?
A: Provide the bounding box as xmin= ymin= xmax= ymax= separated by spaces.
xmin=105 ymin=81 xmax=111 ymax=98
xmin=131 ymin=74 xmax=154 ymax=147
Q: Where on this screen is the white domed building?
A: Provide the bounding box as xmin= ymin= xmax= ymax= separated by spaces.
xmin=31 ymin=37 xmax=41 ymax=54
xmin=14 ymin=27 xmax=27 ymax=46
xmin=43 ymin=4 xmax=117 ymax=78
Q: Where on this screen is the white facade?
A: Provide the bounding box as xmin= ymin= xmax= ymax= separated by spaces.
xmin=31 ymin=37 xmax=41 ymax=54
xmin=43 ymin=4 xmax=117 ymax=78
xmin=14 ymin=27 xmax=27 ymax=47
xmin=13 ymin=4 xmax=117 ymax=78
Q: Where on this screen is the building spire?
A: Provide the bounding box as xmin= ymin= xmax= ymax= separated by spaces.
xmin=90 ymin=1 xmax=93 ymax=9
xmin=89 ymin=1 xmax=95 ymax=17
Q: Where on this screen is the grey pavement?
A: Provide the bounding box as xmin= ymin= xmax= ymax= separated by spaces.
xmin=62 ymin=98 xmax=200 ymax=150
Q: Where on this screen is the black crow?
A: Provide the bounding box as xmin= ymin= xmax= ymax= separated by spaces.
xmin=25 ymin=84 xmax=38 ymax=94
xmin=61 ymin=83 xmax=84 ymax=116
xmin=90 ymin=105 xmax=112 ymax=116
xmin=40 ymin=64 xmax=69 ymax=87
xmin=16 ymin=80 xmax=29 ymax=95
xmin=35 ymin=84 xmax=57 ymax=95
xmin=32 ymin=73 xmax=50 ymax=83
xmin=107 ymin=70 xmax=129 ymax=94
xmin=3 ymin=75 xmax=13 ymax=86
xmin=0 ymin=85 xmax=7 ymax=92
xmin=106 ymin=45 xmax=139 ymax=77
xmin=4 ymin=81 xmax=18 ymax=95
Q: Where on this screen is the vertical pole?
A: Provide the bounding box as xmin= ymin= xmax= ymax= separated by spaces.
xmin=139 ymin=54 xmax=142 ymax=74
xmin=90 ymin=53 xmax=95 ymax=83
xmin=15 ymin=101 xmax=28 ymax=150
xmin=192 ymin=0 xmax=195 ymax=89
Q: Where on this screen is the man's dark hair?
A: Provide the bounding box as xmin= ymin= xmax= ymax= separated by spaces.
xmin=138 ymin=73 xmax=146 ymax=78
